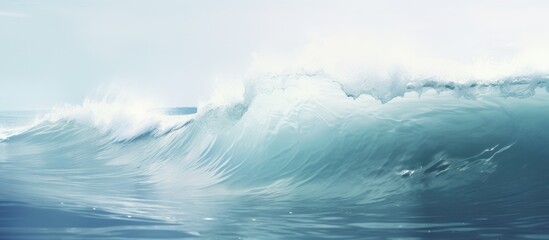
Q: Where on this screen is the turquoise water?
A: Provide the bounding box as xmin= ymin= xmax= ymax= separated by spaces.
xmin=1 ymin=76 xmax=549 ymax=239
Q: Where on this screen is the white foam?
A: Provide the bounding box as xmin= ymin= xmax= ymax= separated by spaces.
xmin=0 ymin=125 xmax=36 ymax=142
xmin=40 ymin=98 xmax=194 ymax=142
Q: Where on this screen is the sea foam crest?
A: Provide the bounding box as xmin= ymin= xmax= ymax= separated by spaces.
xmin=3 ymin=73 xmax=549 ymax=142
xmin=43 ymin=99 xmax=194 ymax=142
xmin=187 ymin=71 xmax=549 ymax=133
xmin=340 ymin=73 xmax=549 ymax=103
xmin=218 ymin=71 xmax=549 ymax=107
xmin=0 ymin=127 xmax=19 ymax=141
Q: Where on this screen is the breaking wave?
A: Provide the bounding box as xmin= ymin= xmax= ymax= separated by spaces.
xmin=1 ymin=73 xmax=549 ymax=238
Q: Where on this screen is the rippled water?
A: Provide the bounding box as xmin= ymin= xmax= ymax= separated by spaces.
xmin=1 ymin=75 xmax=549 ymax=239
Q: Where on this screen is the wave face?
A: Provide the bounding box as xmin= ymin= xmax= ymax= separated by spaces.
xmin=1 ymin=75 xmax=549 ymax=239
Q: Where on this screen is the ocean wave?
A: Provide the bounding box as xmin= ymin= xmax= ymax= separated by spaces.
xmin=3 ymin=73 xmax=548 ymax=143
xmin=1 ymin=99 xmax=194 ymax=143
xmin=3 ymin=73 xmax=548 ymax=202
xmin=2 ymin=72 xmax=549 ymax=239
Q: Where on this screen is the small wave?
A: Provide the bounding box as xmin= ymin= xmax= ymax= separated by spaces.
xmin=1 ymin=99 xmax=195 ymax=143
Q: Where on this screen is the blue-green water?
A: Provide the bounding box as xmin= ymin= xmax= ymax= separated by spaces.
xmin=1 ymin=76 xmax=549 ymax=239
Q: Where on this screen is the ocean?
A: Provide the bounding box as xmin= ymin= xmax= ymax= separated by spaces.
xmin=1 ymin=74 xmax=548 ymax=239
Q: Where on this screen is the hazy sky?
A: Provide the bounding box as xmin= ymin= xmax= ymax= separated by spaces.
xmin=1 ymin=0 xmax=549 ymax=110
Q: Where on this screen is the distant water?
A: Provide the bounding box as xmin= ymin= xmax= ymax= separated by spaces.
xmin=1 ymin=75 xmax=549 ymax=239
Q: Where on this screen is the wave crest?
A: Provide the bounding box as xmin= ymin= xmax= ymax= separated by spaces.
xmin=1 ymin=99 xmax=194 ymax=142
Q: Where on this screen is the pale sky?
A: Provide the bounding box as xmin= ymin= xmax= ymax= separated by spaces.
xmin=1 ymin=0 xmax=549 ymax=110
